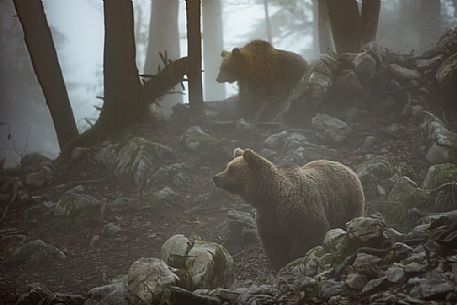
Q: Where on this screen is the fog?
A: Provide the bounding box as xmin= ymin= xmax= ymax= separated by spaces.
xmin=0 ymin=0 xmax=455 ymax=166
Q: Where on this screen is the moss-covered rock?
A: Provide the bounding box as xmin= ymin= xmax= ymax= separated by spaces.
xmin=115 ymin=137 xmax=174 ymax=187
xmin=180 ymin=126 xmax=219 ymax=151
xmin=5 ymin=239 xmax=65 ymax=264
xmin=423 ymin=163 xmax=457 ymax=189
xmin=161 ymin=234 xmax=193 ymax=269
xmin=185 ymin=240 xmax=234 ymax=290
xmin=355 ymin=155 xmax=394 ymax=186
xmin=54 ymin=192 xmax=104 ymax=225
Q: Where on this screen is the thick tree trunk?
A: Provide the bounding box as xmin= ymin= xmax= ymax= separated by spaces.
xmin=145 ymin=0 xmax=181 ymax=116
xmin=12 ymin=0 xmax=78 ymax=151
xmin=359 ymin=0 xmax=380 ymax=46
xmin=325 ymin=0 xmax=361 ymax=53
xmin=185 ymin=0 xmax=203 ymax=111
xmin=418 ymin=0 xmax=441 ymax=52
xmin=202 ymin=0 xmax=225 ymax=101
xmin=316 ymin=0 xmax=334 ymax=54
xmin=96 ymin=0 xmax=144 ymax=131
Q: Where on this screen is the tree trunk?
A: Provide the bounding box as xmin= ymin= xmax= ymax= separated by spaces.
xmin=316 ymin=0 xmax=334 ymax=54
xmin=185 ymin=0 xmax=203 ymax=111
xmin=145 ymin=0 xmax=181 ymax=116
xmin=263 ymin=0 xmax=272 ymax=43
xmin=202 ymin=0 xmax=225 ymax=101
xmin=12 ymin=0 xmax=78 ymax=151
xmin=96 ymin=0 xmax=144 ymax=131
xmin=418 ymin=0 xmax=441 ymax=52
xmin=359 ymin=0 xmax=380 ymax=46
xmin=325 ymin=0 xmax=361 ymax=53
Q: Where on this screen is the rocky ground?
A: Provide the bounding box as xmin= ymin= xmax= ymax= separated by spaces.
xmin=1 ymin=31 xmax=457 ymax=305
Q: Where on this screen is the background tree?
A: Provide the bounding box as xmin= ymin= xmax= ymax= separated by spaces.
xmin=12 ymin=0 xmax=78 ymax=150
xmin=314 ymin=0 xmax=333 ymax=54
xmin=418 ymin=0 xmax=442 ymax=52
xmin=325 ymin=0 xmax=381 ymax=53
xmin=94 ymin=0 xmax=144 ymax=132
xmin=145 ymin=0 xmax=182 ymax=116
xmin=186 ymin=0 xmax=204 ymax=111
xmin=202 ymin=0 xmax=225 ymax=101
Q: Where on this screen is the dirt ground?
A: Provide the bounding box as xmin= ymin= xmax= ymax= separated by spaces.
xmin=0 ymin=109 xmax=455 ymax=304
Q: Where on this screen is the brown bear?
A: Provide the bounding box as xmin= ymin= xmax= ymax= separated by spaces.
xmin=213 ymin=148 xmax=365 ymax=271
xmin=216 ymin=40 xmax=309 ymax=121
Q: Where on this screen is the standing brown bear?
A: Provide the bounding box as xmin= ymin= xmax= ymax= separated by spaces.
xmin=213 ymin=148 xmax=365 ymax=271
xmin=216 ymin=40 xmax=309 ymax=121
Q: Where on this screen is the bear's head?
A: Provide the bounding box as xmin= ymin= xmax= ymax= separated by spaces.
xmin=216 ymin=48 xmax=245 ymax=83
xmin=212 ymin=148 xmax=274 ymax=200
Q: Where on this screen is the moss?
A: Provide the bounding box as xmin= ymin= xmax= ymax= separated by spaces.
xmin=424 ymin=163 xmax=457 ymax=189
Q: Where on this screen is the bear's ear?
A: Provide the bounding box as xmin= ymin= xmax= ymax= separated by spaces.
xmin=232 ymin=48 xmax=242 ymax=58
xmin=243 ymin=149 xmax=269 ymax=168
xmin=221 ymin=50 xmax=229 ymax=57
xmin=233 ymin=148 xmax=244 ymax=158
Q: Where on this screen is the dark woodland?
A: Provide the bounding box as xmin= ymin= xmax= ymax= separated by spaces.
xmin=1 ymin=1 xmax=457 ymax=305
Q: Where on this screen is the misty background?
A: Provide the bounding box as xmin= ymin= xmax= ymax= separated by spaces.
xmin=1 ymin=0 xmax=456 ymax=166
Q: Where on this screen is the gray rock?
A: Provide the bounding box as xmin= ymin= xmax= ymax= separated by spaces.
xmin=85 ymin=276 xmax=142 ymax=305
xmin=319 ymin=279 xmax=346 ymax=299
xmin=391 ymin=242 xmax=413 ymax=261
xmin=109 ymin=198 xmax=134 ymax=212
xmin=345 ymin=272 xmax=368 ymax=290
xmin=235 ymin=119 xmax=255 ymax=132
xmin=263 ymin=131 xmax=288 ymax=150
xmin=54 ymin=192 xmax=104 ymax=225
xmin=419 ymin=278 xmax=455 ymax=300
xmin=149 ymin=163 xmax=187 ymax=187
xmin=161 ymin=234 xmax=193 ymax=269
xmin=128 ymin=257 xmax=178 ymax=304
xmin=346 ymin=217 xmax=389 ymax=247
xmin=226 ymin=210 xmax=257 ymax=242
xmin=115 ymin=137 xmax=174 ymax=187
xmin=420 ymin=111 xmax=457 ymax=164
xmin=352 ymin=252 xmax=382 ymax=276
xmin=353 ymin=51 xmax=378 ymax=83
xmin=388 ymin=64 xmax=421 ymax=80
xmin=186 ymin=241 xmax=234 ymax=289
xmin=362 ymin=277 xmax=389 ymax=295
xmin=149 ymin=186 xmax=177 ymax=206
xmin=238 ymin=284 xmax=277 ymax=305
xmin=423 ymin=163 xmax=457 ymax=189
xmin=404 ymin=262 xmax=427 ymax=274
xmin=21 ymin=153 xmax=52 ymax=172
xmin=355 ymin=155 xmax=394 ymax=185
xmin=323 ymin=228 xmax=346 ymax=248
xmin=181 ymin=126 xmax=217 ymax=150
xmin=388 ymin=176 xmax=432 ymax=209
xmin=311 ymin=114 xmax=351 ymax=143
xmin=25 ymin=171 xmax=49 ymax=188
xmin=260 ymin=148 xmax=277 ymax=159
xmin=102 ymin=222 xmax=122 ymax=238
xmin=94 ymin=142 xmax=118 ymax=166
xmin=415 ymin=55 xmax=443 ymax=70
xmin=6 ymin=239 xmax=65 ymax=264
xmin=436 ymin=52 xmax=457 ymax=99
xmin=385 ymin=266 xmax=406 ymax=284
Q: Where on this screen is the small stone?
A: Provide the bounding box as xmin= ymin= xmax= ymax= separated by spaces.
xmin=362 ymin=277 xmax=389 ymax=295
xmin=235 ymin=119 xmax=255 ymax=132
xmin=102 ymin=222 xmax=122 ymax=238
xmin=319 ymin=279 xmax=346 ymax=299
xmin=311 ymin=114 xmax=351 ymax=143
xmin=109 ymin=197 xmax=134 ymax=212
xmin=345 ymin=272 xmax=367 ymax=290
xmin=150 ymin=187 xmax=177 ymax=206
xmin=385 ymin=266 xmax=406 ymax=284
xmin=323 ymin=228 xmax=346 ymax=248
xmin=352 ymin=252 xmax=382 ymax=276
xmin=263 ymin=131 xmax=288 ymax=150
xmin=404 ymin=262 xmax=426 ymax=274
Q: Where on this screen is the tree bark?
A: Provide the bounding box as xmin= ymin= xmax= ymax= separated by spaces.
xmin=96 ymin=0 xmax=144 ymax=131
xmin=316 ymin=0 xmax=334 ymax=54
xmin=418 ymin=0 xmax=441 ymax=52
xmin=359 ymin=0 xmax=381 ymax=46
xmin=12 ymin=0 xmax=78 ymax=151
xmin=202 ymin=0 xmax=225 ymax=101
xmin=145 ymin=0 xmax=182 ymax=116
xmin=325 ymin=0 xmax=361 ymax=53
xmin=185 ymin=0 xmax=204 ymax=111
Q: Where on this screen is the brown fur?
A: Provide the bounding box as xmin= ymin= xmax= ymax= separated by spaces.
xmin=216 ymin=40 xmax=309 ymax=120
xmin=213 ymin=148 xmax=365 ymax=271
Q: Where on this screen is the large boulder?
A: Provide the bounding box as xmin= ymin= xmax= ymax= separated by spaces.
xmin=423 ymin=163 xmax=457 ymax=189
xmin=186 ymin=241 xmax=234 ymax=290
xmin=128 ymin=258 xmax=178 ymax=304
xmin=115 ymin=137 xmax=174 ymax=187
xmin=161 ymin=234 xmax=193 ymax=269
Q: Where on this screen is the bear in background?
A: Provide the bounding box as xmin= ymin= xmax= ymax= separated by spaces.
xmin=216 ymin=40 xmax=309 ymax=121
xmin=212 ymin=148 xmax=365 ymax=271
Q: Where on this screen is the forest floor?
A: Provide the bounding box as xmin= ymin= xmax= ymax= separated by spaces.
xmin=0 ymin=106 xmax=456 ymax=304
